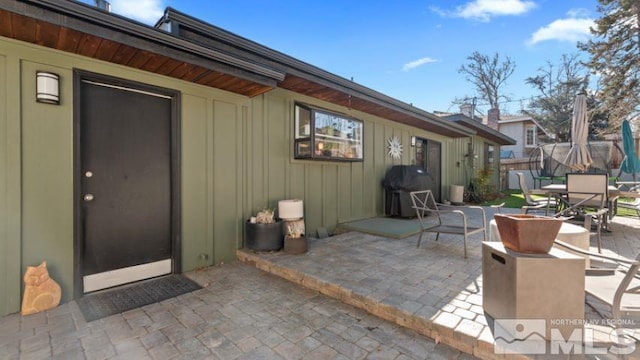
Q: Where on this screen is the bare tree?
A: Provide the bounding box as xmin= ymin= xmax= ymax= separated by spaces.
xmin=523 ymin=54 xmax=590 ymax=141
xmin=458 ymin=51 xmax=516 ymax=110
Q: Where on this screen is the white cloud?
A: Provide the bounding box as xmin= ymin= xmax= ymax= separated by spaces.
xmin=527 ymin=12 xmax=594 ymax=45
xmin=429 ymin=6 xmax=448 ymax=18
xmin=402 ymin=57 xmax=438 ymax=71
xmin=452 ymin=0 xmax=536 ymax=22
xmin=110 ymin=0 xmax=165 ymax=24
xmin=566 ymin=8 xmax=591 ymax=18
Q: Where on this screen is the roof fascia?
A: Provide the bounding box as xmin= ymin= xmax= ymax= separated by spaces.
xmin=442 ymin=115 xmax=515 ymax=145
xmin=13 ymin=0 xmax=285 ymax=83
xmin=162 ymin=8 xmax=475 ymax=138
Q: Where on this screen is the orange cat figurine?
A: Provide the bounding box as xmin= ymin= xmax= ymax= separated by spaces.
xmin=21 ymin=261 xmax=61 ymax=316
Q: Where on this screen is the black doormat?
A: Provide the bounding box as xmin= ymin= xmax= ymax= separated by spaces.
xmin=76 ymin=274 xmax=201 ymax=322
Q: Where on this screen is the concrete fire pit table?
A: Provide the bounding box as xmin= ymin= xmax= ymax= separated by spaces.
xmin=490 ymin=218 xmax=591 ymax=267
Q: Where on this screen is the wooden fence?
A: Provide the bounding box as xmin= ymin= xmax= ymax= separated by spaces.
xmin=499 ymin=158 xmax=531 ymax=190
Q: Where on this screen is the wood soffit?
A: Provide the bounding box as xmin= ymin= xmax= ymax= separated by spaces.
xmin=0 ymin=8 xmax=274 ymax=97
xmin=1 ymin=2 xmax=474 ymax=138
xmin=278 ymin=75 xmax=467 ymax=137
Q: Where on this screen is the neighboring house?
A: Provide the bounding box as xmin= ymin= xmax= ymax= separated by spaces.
xmin=0 ymin=1 xmax=496 ymax=315
xmin=486 ymin=115 xmax=552 ymax=160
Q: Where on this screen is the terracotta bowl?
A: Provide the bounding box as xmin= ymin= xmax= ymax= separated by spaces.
xmin=493 ymin=214 xmax=564 ymax=254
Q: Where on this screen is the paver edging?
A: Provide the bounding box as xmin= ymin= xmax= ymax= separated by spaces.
xmin=236 ymin=249 xmax=518 ymax=360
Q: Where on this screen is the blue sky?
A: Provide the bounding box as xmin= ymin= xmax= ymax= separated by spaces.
xmin=80 ymin=0 xmax=598 ymax=116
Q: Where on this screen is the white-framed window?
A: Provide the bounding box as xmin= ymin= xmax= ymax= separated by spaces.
xmin=525 ymin=125 xmax=536 ymax=147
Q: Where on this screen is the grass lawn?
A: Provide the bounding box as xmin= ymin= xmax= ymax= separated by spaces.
xmin=617 ymin=199 xmax=640 ymax=218
xmin=478 ymin=190 xmax=526 ymax=208
xmin=479 ymin=190 xmax=639 ymax=218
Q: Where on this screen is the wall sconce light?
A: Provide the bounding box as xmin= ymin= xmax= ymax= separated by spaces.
xmin=411 ymin=136 xmax=416 ymax=147
xmin=36 ymin=71 xmax=60 ymax=105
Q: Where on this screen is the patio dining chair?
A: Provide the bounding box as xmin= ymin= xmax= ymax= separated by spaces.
xmin=409 ymin=190 xmax=487 ymax=259
xmin=558 ymin=173 xmax=609 ymax=253
xmin=555 ymin=240 xmax=640 ymax=321
xmin=617 ymin=192 xmax=640 ymax=218
xmin=516 ymin=172 xmax=558 ymax=215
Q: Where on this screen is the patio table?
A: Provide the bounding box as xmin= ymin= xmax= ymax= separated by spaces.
xmin=538 ymin=184 xmax=640 ymax=204
xmin=538 ymin=184 xmax=620 ymax=231
xmin=539 ymin=183 xmax=620 ymax=194
xmin=615 ymin=180 xmax=640 ymax=191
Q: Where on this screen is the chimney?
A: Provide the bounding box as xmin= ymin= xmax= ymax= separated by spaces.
xmin=487 ymin=108 xmax=500 ymax=130
xmin=95 ymin=0 xmax=111 ymax=12
xmin=460 ymin=104 xmax=473 ymax=118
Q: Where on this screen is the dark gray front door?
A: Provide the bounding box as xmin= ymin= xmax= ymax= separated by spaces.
xmin=415 ymin=138 xmax=442 ymax=201
xmin=78 ymin=79 xmax=174 ymax=292
xmin=425 ymin=140 xmax=442 ymax=201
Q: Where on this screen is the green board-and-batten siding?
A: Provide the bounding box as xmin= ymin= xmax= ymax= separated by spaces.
xmin=0 ymin=53 xmax=23 ymax=317
xmin=445 ymin=133 xmax=502 ymax=196
xmin=181 ymin=94 xmax=250 ymax=273
xmin=244 ymin=89 xmax=456 ymax=233
xmin=0 ymin=37 xmax=481 ymax=316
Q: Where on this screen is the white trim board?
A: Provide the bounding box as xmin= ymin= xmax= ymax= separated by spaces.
xmin=83 ymin=259 xmax=172 ymax=293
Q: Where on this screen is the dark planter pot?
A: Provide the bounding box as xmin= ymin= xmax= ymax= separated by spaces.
xmin=245 ymin=220 xmax=283 ymax=251
xmin=284 ymin=235 xmax=308 ymax=255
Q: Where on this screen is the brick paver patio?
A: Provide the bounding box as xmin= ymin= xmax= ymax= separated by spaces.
xmin=238 ymin=207 xmax=640 ymax=359
xmin=1 ymin=207 xmax=638 ymax=359
xmin=0 ymin=264 xmax=470 ymax=359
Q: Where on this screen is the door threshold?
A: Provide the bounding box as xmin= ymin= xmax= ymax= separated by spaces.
xmin=83 ymin=259 xmax=172 ymax=293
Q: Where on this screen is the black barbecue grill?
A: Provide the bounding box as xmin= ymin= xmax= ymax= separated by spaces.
xmin=382 ymin=165 xmax=436 ymax=217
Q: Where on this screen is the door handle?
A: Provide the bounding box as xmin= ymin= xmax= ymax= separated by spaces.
xmin=84 ymin=194 xmax=95 ymax=202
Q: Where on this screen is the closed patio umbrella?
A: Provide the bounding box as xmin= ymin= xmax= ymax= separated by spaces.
xmin=620 ymin=119 xmax=640 ymax=182
xmin=564 ymin=94 xmax=592 ymax=171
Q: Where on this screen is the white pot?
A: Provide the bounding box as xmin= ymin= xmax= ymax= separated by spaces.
xmin=450 ymin=185 xmax=464 ymax=204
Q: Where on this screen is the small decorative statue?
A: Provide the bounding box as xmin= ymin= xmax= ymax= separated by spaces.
xmin=21 ymin=261 xmax=61 ymax=316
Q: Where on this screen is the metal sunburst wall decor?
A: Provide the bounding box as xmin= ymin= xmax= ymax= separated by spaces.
xmin=387 ymin=136 xmax=403 ymax=160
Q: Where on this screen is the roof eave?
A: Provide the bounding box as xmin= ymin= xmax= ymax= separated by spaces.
xmin=6 ymin=1 xmax=474 ymax=138
xmin=9 ymin=0 xmax=285 ymax=84
xmin=443 ymin=115 xmax=516 ymax=145
xmin=161 ymin=8 xmax=474 ymax=138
